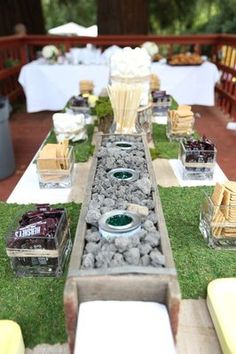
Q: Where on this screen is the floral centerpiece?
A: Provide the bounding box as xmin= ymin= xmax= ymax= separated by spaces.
xmin=141 ymin=41 xmax=159 ymax=59
xmin=42 ymin=45 xmax=59 ymax=63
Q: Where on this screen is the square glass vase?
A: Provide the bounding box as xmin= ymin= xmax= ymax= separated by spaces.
xmin=152 ymin=96 xmax=172 ymax=117
xmin=36 ymin=146 xmax=74 ymax=188
xmin=6 ymin=209 xmax=72 ymax=276
xmin=199 ymin=192 xmax=236 ymax=250
xmin=166 ymin=115 xmax=194 ymax=141
xmin=179 ymin=141 xmax=217 ymax=180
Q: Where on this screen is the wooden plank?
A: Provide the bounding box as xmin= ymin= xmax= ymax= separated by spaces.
xmin=177 ymin=299 xmax=222 ymax=354
xmin=65 ymin=133 xmax=181 ymax=353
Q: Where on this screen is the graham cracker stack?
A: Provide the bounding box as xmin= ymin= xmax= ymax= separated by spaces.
xmin=168 ymin=105 xmax=194 ymax=135
xmin=37 ymin=141 xmax=70 ymax=171
xmin=150 ymin=74 xmax=160 ymax=91
xmin=79 ymin=80 xmax=94 ymax=94
xmin=210 ymin=181 xmax=236 ymax=238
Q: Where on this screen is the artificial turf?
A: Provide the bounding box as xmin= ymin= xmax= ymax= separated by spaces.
xmin=159 ymin=186 xmax=236 ymax=299
xmin=152 ymin=123 xmax=179 ymax=159
xmin=0 ymin=202 xmax=81 ymax=348
xmin=46 ymin=124 xmax=95 ymax=162
xmin=152 ymin=123 xmax=200 ymax=159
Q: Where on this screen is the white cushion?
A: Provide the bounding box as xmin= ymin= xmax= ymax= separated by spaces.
xmin=207 ymin=278 xmax=236 ymax=354
xmin=74 ymin=301 xmax=176 ymax=354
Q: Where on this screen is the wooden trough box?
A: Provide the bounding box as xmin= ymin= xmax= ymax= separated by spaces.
xmin=64 ymin=133 xmax=181 ymax=353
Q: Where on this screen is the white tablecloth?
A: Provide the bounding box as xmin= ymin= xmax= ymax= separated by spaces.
xmin=18 ymin=61 xmax=220 ymax=113
xmin=18 ymin=62 xmax=110 ymax=112
xmin=152 ymin=62 xmax=220 ymax=106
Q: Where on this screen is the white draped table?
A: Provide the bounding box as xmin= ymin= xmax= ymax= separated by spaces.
xmin=18 ymin=61 xmax=220 ymax=113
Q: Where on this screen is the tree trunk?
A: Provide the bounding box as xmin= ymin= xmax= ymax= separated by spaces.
xmin=97 ymin=0 xmax=148 ymax=35
xmin=0 ymin=0 xmax=45 ymax=36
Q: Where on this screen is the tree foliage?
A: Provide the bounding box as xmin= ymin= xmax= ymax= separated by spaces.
xmin=42 ymin=0 xmax=96 ymax=30
xmin=42 ymin=0 xmax=236 ymax=34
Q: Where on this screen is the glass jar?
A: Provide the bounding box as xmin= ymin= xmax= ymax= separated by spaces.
xmin=6 ymin=206 xmax=71 ymax=276
xmin=36 ymin=146 xmax=74 ymax=189
xmin=179 ymin=141 xmax=217 ymax=180
xmin=199 ymin=192 xmax=236 ymax=250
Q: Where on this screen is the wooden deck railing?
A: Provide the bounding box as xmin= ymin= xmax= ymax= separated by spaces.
xmin=0 ymin=33 xmax=236 ymax=119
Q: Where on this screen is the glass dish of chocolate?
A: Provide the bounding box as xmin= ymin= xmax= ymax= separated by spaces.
xmin=67 ymin=94 xmax=90 ymax=115
xmin=179 ymin=136 xmax=217 ymax=180
xmin=6 ymin=204 xmax=71 ymax=276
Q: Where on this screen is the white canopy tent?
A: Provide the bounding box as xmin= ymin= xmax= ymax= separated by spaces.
xmin=48 ymin=22 xmax=97 ymax=37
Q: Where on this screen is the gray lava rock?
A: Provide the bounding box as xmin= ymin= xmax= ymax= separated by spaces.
xmin=135 ymin=178 xmax=152 ymax=195
xmin=95 ymin=251 xmax=114 ymax=268
xmin=85 ymin=242 xmax=101 ymax=255
xmin=124 ymin=247 xmax=140 ymax=265
xmin=145 ymin=231 xmax=160 ymax=247
xmin=147 ymin=212 xmax=158 ymax=224
xmin=85 ymin=231 xmax=101 ymax=243
xmin=86 ymin=209 xmax=101 ymax=226
xmin=101 ymin=243 xmax=116 ymax=253
xmin=130 ymin=235 xmax=141 ymax=248
xmin=137 ymin=229 xmax=147 ymax=241
xmin=110 ymin=253 xmax=126 ymax=267
xmin=100 ymin=206 xmax=112 ymax=215
xmin=143 ymin=220 xmax=156 ymax=232
xmin=140 ymin=254 xmax=150 ymax=266
xmin=103 ymin=198 xmax=116 ymax=208
xmin=143 ymin=199 xmax=155 ymax=210
xmin=96 ymin=147 xmax=108 ymax=158
xmin=139 ymin=243 xmax=152 ymax=256
xmin=82 ymin=253 xmax=95 ymax=269
xmin=150 ymin=250 xmax=165 ymax=267
xmin=89 ymin=200 xmax=100 ymax=209
xmin=115 ymin=237 xmax=132 ymax=253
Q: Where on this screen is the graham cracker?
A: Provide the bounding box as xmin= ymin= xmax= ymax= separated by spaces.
xmin=212 ymin=210 xmax=225 ymax=237
xmin=178 ymin=105 xmax=192 ymax=110
xmin=211 ymin=183 xmax=225 ymax=207
xmin=224 ymin=181 xmax=236 ymax=193
xmin=222 ymin=189 xmax=231 ymax=219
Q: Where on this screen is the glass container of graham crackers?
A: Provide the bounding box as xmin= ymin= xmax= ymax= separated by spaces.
xmin=199 ymin=182 xmax=236 ymax=249
xmin=36 ymin=141 xmax=74 ymax=188
xmin=167 ymin=105 xmax=194 ymax=141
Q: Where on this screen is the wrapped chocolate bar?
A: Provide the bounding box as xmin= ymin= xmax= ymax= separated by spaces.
xmin=179 ymin=136 xmax=217 ymax=180
xmin=6 ymin=204 xmax=71 ymax=276
xmin=151 ymin=90 xmax=172 ymax=117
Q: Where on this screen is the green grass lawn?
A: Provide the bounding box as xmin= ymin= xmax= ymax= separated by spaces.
xmin=46 ymin=124 xmax=95 ymax=162
xmin=0 ymin=202 xmax=81 ymax=348
xmin=159 ymin=186 xmax=236 ymax=299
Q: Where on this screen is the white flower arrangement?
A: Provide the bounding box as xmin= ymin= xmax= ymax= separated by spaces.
xmin=42 ymin=45 xmax=59 ymax=60
xmin=141 ymin=42 xmax=159 ymax=58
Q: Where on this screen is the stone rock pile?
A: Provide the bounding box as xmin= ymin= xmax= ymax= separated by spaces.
xmin=81 ymin=135 xmax=165 ymax=269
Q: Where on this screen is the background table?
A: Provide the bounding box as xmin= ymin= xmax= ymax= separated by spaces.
xmin=19 ymin=61 xmax=220 ymax=113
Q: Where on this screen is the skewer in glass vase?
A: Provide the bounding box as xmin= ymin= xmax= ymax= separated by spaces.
xmin=107 ymin=83 xmax=142 ymax=134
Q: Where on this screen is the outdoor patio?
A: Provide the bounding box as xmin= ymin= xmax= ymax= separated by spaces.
xmin=1 ymin=103 xmax=235 ymax=202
